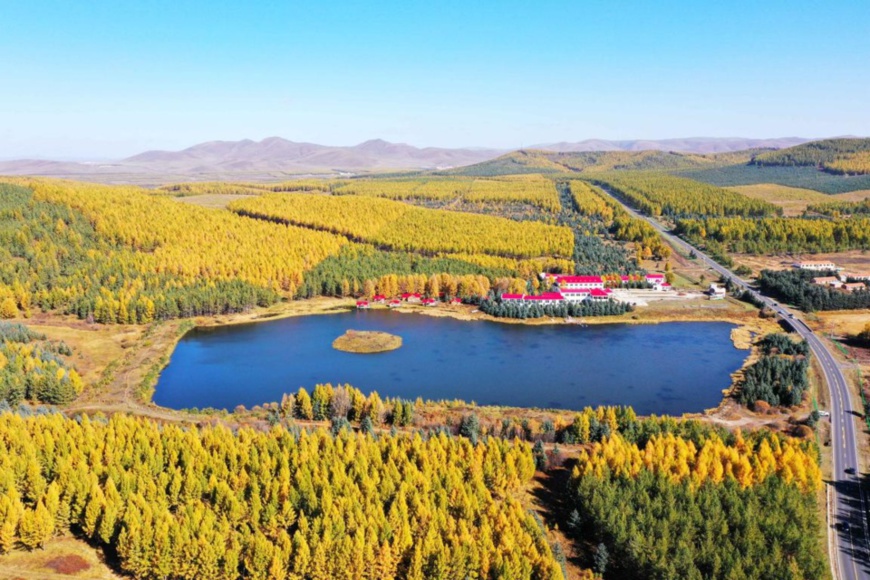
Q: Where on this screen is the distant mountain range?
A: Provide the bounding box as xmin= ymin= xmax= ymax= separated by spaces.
xmin=0 ymin=136 xmax=813 ymax=184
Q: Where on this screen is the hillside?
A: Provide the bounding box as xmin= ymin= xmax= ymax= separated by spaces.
xmin=751 ymin=137 xmax=870 ymax=167
xmin=533 ymin=136 xmax=808 ymax=154
xmin=444 ymin=148 xmax=754 ymax=177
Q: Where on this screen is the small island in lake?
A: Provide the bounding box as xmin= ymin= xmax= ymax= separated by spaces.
xmin=333 ymin=330 xmax=403 ymax=354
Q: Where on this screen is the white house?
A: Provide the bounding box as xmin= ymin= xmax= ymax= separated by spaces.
xmin=794 ymin=261 xmax=838 ymax=271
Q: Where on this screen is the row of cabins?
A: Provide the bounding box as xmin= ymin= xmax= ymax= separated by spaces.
xmin=812 ymin=276 xmax=868 ymax=293
xmin=356 ymin=293 xmax=461 ymax=309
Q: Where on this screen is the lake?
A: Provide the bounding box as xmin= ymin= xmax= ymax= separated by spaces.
xmin=153 ymin=310 xmax=748 ymax=415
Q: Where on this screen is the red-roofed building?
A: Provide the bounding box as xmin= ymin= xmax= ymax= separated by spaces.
xmin=421 ymin=298 xmax=438 ymax=306
xmin=554 ymin=275 xmax=604 ymax=290
xmin=388 ymin=299 xmax=402 ymax=308
xmin=400 ymin=292 xmax=412 ymax=300
xmin=451 ymin=297 xmax=462 ymax=304
xmin=589 ymin=288 xmax=611 ymax=300
xmin=524 ymin=292 xmax=565 ymax=305
xmin=356 ymin=300 xmax=370 ymax=309
xmin=501 ymin=293 xmax=524 ymax=301
xmin=372 ymin=294 xmax=386 ymax=303
xmin=560 ymin=288 xmax=592 ymax=302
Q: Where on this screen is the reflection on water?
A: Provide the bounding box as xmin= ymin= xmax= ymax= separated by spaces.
xmin=154 ymin=310 xmax=747 ymax=415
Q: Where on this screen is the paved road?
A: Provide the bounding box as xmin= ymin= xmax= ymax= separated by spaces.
xmin=596 ymin=186 xmax=869 ymax=580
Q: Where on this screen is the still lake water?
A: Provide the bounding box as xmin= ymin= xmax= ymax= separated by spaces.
xmin=154 ymin=310 xmax=747 ymax=415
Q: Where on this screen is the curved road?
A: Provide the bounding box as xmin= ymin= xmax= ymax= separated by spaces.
xmin=595 ymin=186 xmax=869 ymax=579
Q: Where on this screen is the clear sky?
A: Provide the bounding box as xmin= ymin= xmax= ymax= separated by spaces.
xmin=2 ymin=0 xmax=869 ymax=159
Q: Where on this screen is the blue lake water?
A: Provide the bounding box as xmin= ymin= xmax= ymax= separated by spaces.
xmin=153 ymin=310 xmax=747 ymax=415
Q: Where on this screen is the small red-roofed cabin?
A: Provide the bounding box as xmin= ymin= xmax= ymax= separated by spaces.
xmin=451 ymin=297 xmax=462 ymax=304
xmin=372 ymin=294 xmax=387 ymax=303
xmin=400 ymin=292 xmax=412 ymax=300
xmin=388 ymin=299 xmax=402 ymax=308
xmin=421 ymin=298 xmax=438 ymax=306
xmin=356 ymin=300 xmax=370 ymax=309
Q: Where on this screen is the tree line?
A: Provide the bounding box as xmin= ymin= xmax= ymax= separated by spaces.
xmin=478 ymin=296 xmax=633 ymax=319
xmin=675 ymin=216 xmax=870 ymax=254
xmin=230 ymin=193 xmax=574 ymax=260
xmin=591 ymin=173 xmax=779 ymax=219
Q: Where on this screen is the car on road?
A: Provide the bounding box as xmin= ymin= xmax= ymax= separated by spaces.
xmin=845 ymin=467 xmax=856 ymax=475
xmin=818 ymin=410 xmax=830 ymax=417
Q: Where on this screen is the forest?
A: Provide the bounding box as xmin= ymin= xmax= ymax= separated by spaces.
xmin=0 ymin=411 xmax=562 ymax=580
xmin=675 ymin=216 xmax=870 ymax=254
xmin=758 ymin=269 xmax=870 ymax=312
xmin=0 ymin=180 xmax=341 ymax=323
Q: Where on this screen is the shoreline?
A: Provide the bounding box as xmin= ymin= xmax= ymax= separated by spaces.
xmin=170 ymin=295 xmax=779 ymax=419
xmin=19 ymin=295 xmax=787 ymax=429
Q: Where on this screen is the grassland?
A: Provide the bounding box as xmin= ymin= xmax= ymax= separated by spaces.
xmin=0 ymin=535 xmax=122 ymax=579
xmin=727 ymin=184 xmax=870 ymax=216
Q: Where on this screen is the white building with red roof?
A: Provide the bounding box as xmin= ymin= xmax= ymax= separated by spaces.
xmin=553 ymin=275 xmax=604 ymax=290
xmin=523 ymin=292 xmax=565 ymax=306
xmin=645 ymin=273 xmax=667 ymax=290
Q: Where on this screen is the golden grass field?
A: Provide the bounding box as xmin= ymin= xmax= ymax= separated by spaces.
xmin=0 ymin=535 xmax=122 ymax=579
xmin=728 ymin=183 xmax=870 ymax=216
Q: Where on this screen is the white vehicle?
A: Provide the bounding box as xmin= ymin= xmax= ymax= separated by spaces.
xmin=818 ymin=410 xmax=830 ymax=417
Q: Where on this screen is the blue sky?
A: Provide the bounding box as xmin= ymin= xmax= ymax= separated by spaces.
xmin=2 ymin=0 xmax=868 ymax=159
